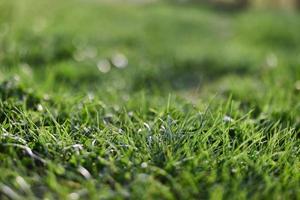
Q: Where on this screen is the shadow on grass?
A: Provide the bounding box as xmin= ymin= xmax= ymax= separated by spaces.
xmin=132 ymin=57 xmax=255 ymax=91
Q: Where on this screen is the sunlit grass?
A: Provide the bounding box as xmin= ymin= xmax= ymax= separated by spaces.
xmin=0 ymin=0 xmax=300 ymax=199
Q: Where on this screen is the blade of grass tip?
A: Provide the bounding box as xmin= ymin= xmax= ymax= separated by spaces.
xmin=84 ymin=104 xmax=90 ymax=124
xmin=78 ymin=166 xmax=91 ymax=180
xmin=40 ymin=126 xmax=58 ymax=144
xmin=1 ymin=143 xmax=46 ymax=164
xmin=167 ymin=93 xmax=172 ymax=114
xmin=224 ymin=94 xmax=233 ymax=115
xmin=199 ymin=92 xmax=219 ymax=127
xmin=15 ymin=176 xmax=31 ymax=194
xmin=234 ymin=131 xmax=264 ymax=153
xmin=0 ymin=184 xmax=22 ymax=200
xmin=44 ymin=106 xmax=61 ymax=133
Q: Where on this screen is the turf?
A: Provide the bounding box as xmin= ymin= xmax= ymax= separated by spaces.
xmin=0 ymin=0 xmax=300 ymax=199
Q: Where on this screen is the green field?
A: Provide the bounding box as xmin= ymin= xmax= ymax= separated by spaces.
xmin=0 ymin=0 xmax=300 ymax=199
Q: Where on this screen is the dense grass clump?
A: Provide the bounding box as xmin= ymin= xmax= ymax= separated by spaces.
xmin=0 ymin=0 xmax=299 ymax=199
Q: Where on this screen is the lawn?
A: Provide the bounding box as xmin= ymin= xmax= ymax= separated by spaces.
xmin=0 ymin=0 xmax=299 ymax=199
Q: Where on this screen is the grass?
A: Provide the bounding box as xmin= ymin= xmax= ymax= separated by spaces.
xmin=0 ymin=0 xmax=300 ymax=199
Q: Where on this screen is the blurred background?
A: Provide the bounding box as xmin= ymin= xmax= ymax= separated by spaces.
xmin=0 ymin=0 xmax=300 ymax=103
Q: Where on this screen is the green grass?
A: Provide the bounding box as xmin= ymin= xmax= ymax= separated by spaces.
xmin=0 ymin=0 xmax=300 ymax=199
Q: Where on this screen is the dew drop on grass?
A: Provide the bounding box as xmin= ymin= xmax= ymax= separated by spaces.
xmin=295 ymin=80 xmax=300 ymax=91
xmin=78 ymin=166 xmax=91 ymax=179
xmin=69 ymin=193 xmax=80 ymax=200
xmin=13 ymin=75 xmax=20 ymax=82
xmin=128 ymin=111 xmax=134 ymax=117
xmin=223 ymin=115 xmax=234 ymax=123
xmin=37 ymin=104 xmax=44 ymax=112
xmin=72 ymin=144 xmax=83 ymax=151
xmin=141 ymin=162 xmax=148 ymax=168
xmin=92 ymin=139 xmax=97 ymax=146
xmin=16 ymin=176 xmax=30 ymax=192
xmin=87 ymin=92 xmax=95 ymax=101
xmin=73 ymin=50 xmax=85 ymax=62
xmin=85 ymin=47 xmax=97 ymax=59
xmin=143 ymin=122 xmax=151 ymax=131
xmin=97 ymin=59 xmax=111 ymax=73
xmin=20 ymin=63 xmax=33 ymax=77
xmin=43 ymin=94 xmax=50 ymax=101
xmin=266 ymin=53 xmax=278 ymax=68
xmin=137 ymin=173 xmax=149 ymax=182
xmin=111 ymin=53 xmax=128 ymax=69
xmin=122 ymin=94 xmax=130 ymax=101
xmin=73 ymin=46 xmax=97 ymax=62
